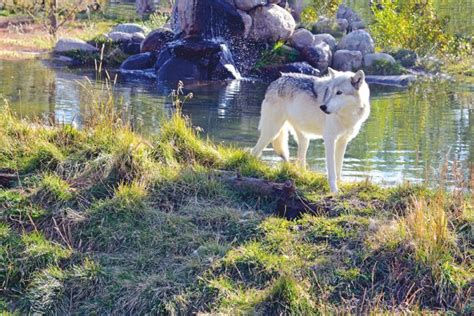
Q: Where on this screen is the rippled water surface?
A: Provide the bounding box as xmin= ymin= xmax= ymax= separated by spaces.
xmin=0 ymin=59 xmax=472 ymax=187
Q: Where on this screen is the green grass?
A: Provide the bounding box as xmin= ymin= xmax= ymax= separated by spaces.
xmin=0 ymin=98 xmax=471 ymax=314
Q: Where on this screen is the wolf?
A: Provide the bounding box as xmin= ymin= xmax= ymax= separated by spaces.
xmin=251 ymin=68 xmax=370 ymax=193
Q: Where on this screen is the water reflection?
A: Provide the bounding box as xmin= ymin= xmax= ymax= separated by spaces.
xmin=0 ymin=59 xmax=472 ymax=187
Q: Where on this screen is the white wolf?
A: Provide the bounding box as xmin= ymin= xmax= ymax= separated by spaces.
xmin=251 ymin=68 xmax=370 ymax=193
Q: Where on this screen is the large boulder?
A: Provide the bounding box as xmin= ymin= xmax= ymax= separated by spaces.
xmin=336 ymin=4 xmax=363 ymax=30
xmin=112 ymin=23 xmax=148 ymax=34
xmin=172 ymin=0 xmax=244 ymax=39
xmin=120 ymin=52 xmax=157 ymax=70
xmin=237 ymin=9 xmax=253 ymax=38
xmin=363 ymin=53 xmax=396 ymax=68
xmin=312 ymin=18 xmax=348 ymax=37
xmin=249 ymin=4 xmax=295 ymax=41
xmin=337 ymin=30 xmax=374 ymax=55
xmin=108 ymin=31 xmax=133 ymax=43
xmin=289 ymin=28 xmax=314 ymax=50
xmin=301 ymin=41 xmax=332 ymax=73
xmin=313 ymin=33 xmax=337 ymax=52
xmin=140 ymin=28 xmax=174 ymax=53
xmin=54 ymin=38 xmax=98 ymax=53
xmin=155 ymin=39 xmax=240 ymax=81
xmin=235 ymin=0 xmax=265 ymax=11
xmin=332 ymin=49 xmax=362 ymax=71
xmin=255 ymin=61 xmax=320 ymax=81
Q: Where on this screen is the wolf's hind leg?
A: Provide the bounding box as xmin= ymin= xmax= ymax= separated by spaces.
xmin=272 ymin=127 xmax=289 ymax=161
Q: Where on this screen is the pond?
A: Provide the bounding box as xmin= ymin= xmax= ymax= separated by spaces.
xmin=0 ymin=58 xmax=472 ymax=188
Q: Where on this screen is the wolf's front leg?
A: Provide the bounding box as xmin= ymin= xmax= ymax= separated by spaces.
xmin=324 ymin=136 xmax=338 ymax=193
xmin=335 ymin=137 xmax=349 ymax=181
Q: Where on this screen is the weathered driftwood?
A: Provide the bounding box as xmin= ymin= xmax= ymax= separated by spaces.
xmin=216 ymin=171 xmax=329 ymax=219
xmin=0 ymin=173 xmax=17 ymax=188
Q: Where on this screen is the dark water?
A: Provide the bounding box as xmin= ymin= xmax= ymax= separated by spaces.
xmin=0 ymin=59 xmax=472 ymax=187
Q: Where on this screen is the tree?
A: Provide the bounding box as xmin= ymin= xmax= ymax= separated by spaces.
xmin=136 ymin=0 xmax=156 ymax=17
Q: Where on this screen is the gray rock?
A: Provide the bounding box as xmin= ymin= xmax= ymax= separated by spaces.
xmin=112 ymin=23 xmax=148 ymax=34
xmin=54 ymin=38 xmax=98 ymax=53
xmin=365 ymin=75 xmax=417 ymax=87
xmin=312 ymin=17 xmax=348 ymax=37
xmin=235 ymin=0 xmax=266 ymax=11
xmin=132 ymin=32 xmax=146 ymax=41
xmin=332 ymin=49 xmax=362 ymax=71
xmin=337 ymin=30 xmax=374 ymax=55
xmin=364 ymin=53 xmax=396 ymax=68
xmin=249 ymin=4 xmax=295 ymax=41
xmin=255 ymin=61 xmax=320 ymax=81
xmin=237 ymin=9 xmax=253 ymax=38
xmin=140 ymin=28 xmax=174 ymax=53
xmin=313 ymin=33 xmax=336 ymax=52
xmin=350 ymin=20 xmax=365 ymax=31
xmin=301 ymin=41 xmax=332 ymax=73
xmin=120 ymin=52 xmax=157 ymax=70
xmin=392 ymin=49 xmax=418 ymax=67
xmin=289 ymin=28 xmax=314 ymax=49
xmin=336 ymin=4 xmax=361 ymax=24
xmin=108 ymin=31 xmax=133 ymax=42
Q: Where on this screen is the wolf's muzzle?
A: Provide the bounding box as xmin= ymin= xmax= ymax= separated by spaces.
xmin=320 ymin=105 xmax=330 ymax=114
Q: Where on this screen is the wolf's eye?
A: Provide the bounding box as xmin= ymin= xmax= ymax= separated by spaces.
xmin=336 ymin=91 xmax=343 ymax=95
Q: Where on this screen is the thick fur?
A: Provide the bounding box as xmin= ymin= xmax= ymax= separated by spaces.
xmin=251 ymin=69 xmax=370 ymax=193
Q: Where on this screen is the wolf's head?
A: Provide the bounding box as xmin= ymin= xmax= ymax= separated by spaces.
xmin=319 ymin=68 xmax=370 ymax=115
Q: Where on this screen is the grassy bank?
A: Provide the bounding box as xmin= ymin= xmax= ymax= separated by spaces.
xmin=0 ymin=84 xmax=472 ymax=314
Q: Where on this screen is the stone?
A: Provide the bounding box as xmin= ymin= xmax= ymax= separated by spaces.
xmin=313 ymin=33 xmax=336 ymax=52
xmin=336 ymin=4 xmax=361 ymax=25
xmin=132 ymin=32 xmax=146 ymax=42
xmin=122 ymin=42 xmax=142 ymax=55
xmin=289 ymin=28 xmax=314 ymax=50
xmin=337 ymin=30 xmax=374 ymax=55
xmin=332 ymin=49 xmax=362 ymax=71
xmin=312 ymin=18 xmax=348 ymax=37
xmin=112 ymin=23 xmax=148 ymax=34
xmin=301 ymin=41 xmax=332 ymax=73
xmin=235 ymin=0 xmax=266 ymax=11
xmin=140 ymin=28 xmax=174 ymax=53
xmin=108 ymin=31 xmax=133 ymax=43
xmin=392 ymin=49 xmax=418 ymax=68
xmin=172 ymin=0 xmax=244 ymax=39
xmin=363 ymin=53 xmax=396 ymax=68
xmin=120 ymin=52 xmax=157 ymax=70
xmin=349 ymin=20 xmax=365 ymax=31
xmin=255 ymin=61 xmax=320 ymax=81
xmin=249 ymin=4 xmax=296 ymax=41
xmin=157 ymin=57 xmax=207 ymax=82
xmin=237 ymin=9 xmax=253 ymax=38
xmin=54 ymin=38 xmax=98 ymax=53
xmin=154 ymin=47 xmax=173 ymax=71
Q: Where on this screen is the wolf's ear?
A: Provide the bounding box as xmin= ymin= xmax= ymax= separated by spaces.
xmin=328 ymin=67 xmax=337 ymax=78
xmin=351 ymin=70 xmax=365 ymax=90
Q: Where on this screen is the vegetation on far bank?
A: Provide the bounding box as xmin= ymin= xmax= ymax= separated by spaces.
xmin=0 ymin=81 xmax=472 ymax=314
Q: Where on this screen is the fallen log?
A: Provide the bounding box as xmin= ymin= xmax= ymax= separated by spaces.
xmin=216 ymin=171 xmax=331 ymax=219
xmin=0 ymin=173 xmax=17 ymax=188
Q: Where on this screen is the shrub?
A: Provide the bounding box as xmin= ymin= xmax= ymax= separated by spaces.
xmin=300 ymin=0 xmax=342 ymax=26
xmin=370 ymin=0 xmax=472 ymax=58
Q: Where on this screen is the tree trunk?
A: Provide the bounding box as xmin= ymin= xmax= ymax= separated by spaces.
xmin=136 ymin=0 xmax=156 ymax=17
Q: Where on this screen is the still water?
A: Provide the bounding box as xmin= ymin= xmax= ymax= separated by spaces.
xmin=0 ymin=59 xmax=472 ymax=187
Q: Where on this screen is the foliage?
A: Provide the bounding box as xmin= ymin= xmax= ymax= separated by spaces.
xmin=364 ymin=59 xmax=406 ymax=75
xmin=300 ymin=0 xmax=342 ymax=26
xmin=370 ymin=0 xmax=472 ymax=58
xmin=254 ymin=41 xmax=300 ymax=69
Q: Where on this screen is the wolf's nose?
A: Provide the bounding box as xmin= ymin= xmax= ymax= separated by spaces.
xmin=320 ymin=105 xmax=327 ymax=112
